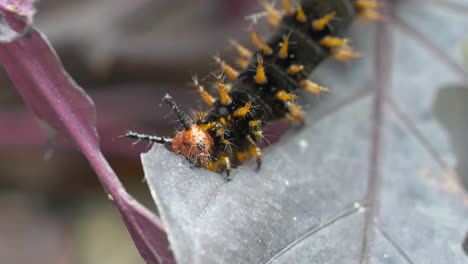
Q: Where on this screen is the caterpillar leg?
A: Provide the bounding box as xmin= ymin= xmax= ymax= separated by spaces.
xmin=125 ymin=130 xmax=173 ymax=144
xmin=286 ymin=102 xmax=305 ymax=124
xmin=220 ymin=155 xmax=232 ymax=179
xmin=247 ymin=136 xmax=262 ymax=170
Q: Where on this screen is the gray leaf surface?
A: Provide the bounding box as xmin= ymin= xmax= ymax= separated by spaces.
xmin=142 ymin=1 xmax=468 ymax=263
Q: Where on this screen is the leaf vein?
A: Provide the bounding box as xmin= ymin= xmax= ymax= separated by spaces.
xmin=263 ymin=205 xmax=362 ymax=264
xmin=376 ymin=224 xmax=416 ymax=264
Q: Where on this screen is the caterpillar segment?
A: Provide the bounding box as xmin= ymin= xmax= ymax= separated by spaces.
xmin=126 ymin=0 xmax=384 ymax=178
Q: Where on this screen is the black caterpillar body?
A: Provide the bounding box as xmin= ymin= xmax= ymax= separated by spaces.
xmin=126 ymin=0 xmax=383 ymax=178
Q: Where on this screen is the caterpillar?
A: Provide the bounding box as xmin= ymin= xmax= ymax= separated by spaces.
xmin=126 ymin=0 xmax=384 ymax=178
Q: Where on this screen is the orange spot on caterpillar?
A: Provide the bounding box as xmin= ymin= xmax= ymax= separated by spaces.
xmin=199 ymin=122 xmax=217 ymax=131
xmin=236 ymin=58 xmax=249 ymax=68
xmin=233 ymin=101 xmax=252 ymax=118
xmin=278 ymin=35 xmax=289 ymax=59
xmin=296 ymin=3 xmax=307 ymax=23
xmin=193 ymin=76 xmax=215 ymax=107
xmin=355 ymin=0 xmax=386 ymax=23
xmin=217 ymin=74 xmax=232 ymax=105
xmin=281 ymin=0 xmax=293 ymax=16
xmin=216 ymin=129 xmax=225 ymax=137
xmin=276 ymin=90 xmax=298 ymax=101
xmin=220 ymin=155 xmax=229 ymax=165
xmin=255 ymin=55 xmax=267 ymax=84
xmin=286 ymin=64 xmax=304 ymax=75
xmin=237 ymin=151 xmax=250 ymax=163
xmin=248 ymin=26 xmax=273 ymax=55
xmin=196 ymin=112 xmax=208 ymax=120
xmin=252 ymin=130 xmax=263 ymax=137
xmin=262 ymin=1 xmax=282 ymax=26
xmin=249 ymin=120 xmax=262 ymax=127
xmin=219 ymin=117 xmax=227 ymax=126
xmin=213 ymin=56 xmax=239 ymax=81
xmin=320 ymin=36 xmax=351 ymax=47
xmin=312 ymin=11 xmax=336 ymax=31
xmin=207 ymin=161 xmax=217 ymax=172
xmin=355 ymin=0 xmax=384 ymax=9
xmin=357 ymin=8 xmax=386 ymax=23
xmin=331 ymin=45 xmax=362 ymax=61
xmin=230 ymin=39 xmax=252 ymax=59
xmin=299 ymin=80 xmax=328 ymax=95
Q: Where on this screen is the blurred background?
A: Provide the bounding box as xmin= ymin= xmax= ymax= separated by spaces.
xmin=0 ymin=0 xmax=257 ymax=263
xmin=1 ymin=0 xmax=468 ymax=263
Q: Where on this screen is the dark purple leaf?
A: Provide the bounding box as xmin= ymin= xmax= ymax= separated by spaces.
xmin=0 ymin=1 xmax=174 ymax=263
xmin=142 ymin=1 xmax=468 ymax=263
xmin=0 ymin=26 xmax=98 ymax=144
xmin=0 ymin=0 xmax=35 ymax=42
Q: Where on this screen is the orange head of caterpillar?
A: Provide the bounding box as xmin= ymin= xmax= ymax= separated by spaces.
xmin=172 ymin=124 xmax=214 ymax=166
xmin=125 ymin=93 xmax=215 ymax=168
xmin=161 ymin=94 xmax=216 ymax=168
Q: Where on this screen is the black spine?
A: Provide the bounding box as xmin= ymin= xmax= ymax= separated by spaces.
xmin=163 ymin=94 xmax=192 ymax=131
xmin=125 ymin=130 xmax=173 ymax=144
